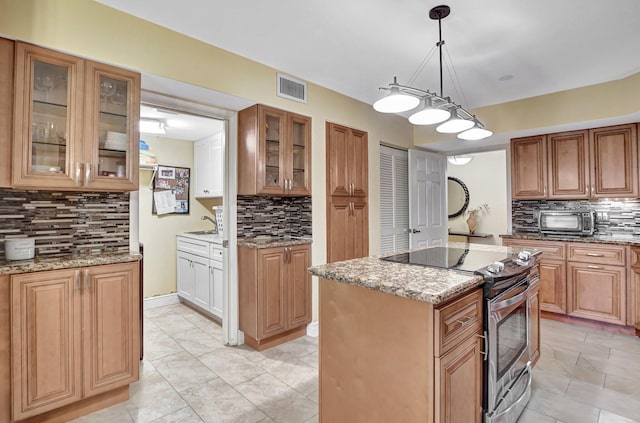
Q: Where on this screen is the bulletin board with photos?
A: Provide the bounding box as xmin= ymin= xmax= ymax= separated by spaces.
xmin=152 ymin=165 xmax=190 ymax=215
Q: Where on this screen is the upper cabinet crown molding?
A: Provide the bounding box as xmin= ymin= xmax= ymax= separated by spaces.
xmin=238 ymin=104 xmax=311 ymax=196
xmin=9 ymin=40 xmax=140 ymax=191
xmin=511 ymin=123 xmax=639 ymax=200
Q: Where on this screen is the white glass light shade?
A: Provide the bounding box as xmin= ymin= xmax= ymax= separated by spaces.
xmin=408 ymin=100 xmax=451 ymax=125
xmin=447 ymin=155 xmax=473 ymax=165
xmin=373 ymin=87 xmax=420 ymax=113
xmin=457 ymin=127 xmax=493 ymax=140
xmin=436 ymin=109 xmax=474 ymax=133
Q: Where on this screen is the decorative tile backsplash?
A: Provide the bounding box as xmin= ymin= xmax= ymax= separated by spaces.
xmin=237 ymin=195 xmax=312 ymax=239
xmin=0 ymin=189 xmax=130 ymax=258
xmin=512 ymin=199 xmax=640 ymax=237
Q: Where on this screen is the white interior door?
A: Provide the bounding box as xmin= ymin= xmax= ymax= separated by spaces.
xmin=409 ymin=149 xmax=447 ymax=248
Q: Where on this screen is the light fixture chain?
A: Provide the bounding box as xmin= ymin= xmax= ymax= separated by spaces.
xmin=444 ymin=45 xmax=470 ymax=110
xmin=407 ymin=45 xmax=437 ymax=86
xmin=438 ymin=15 xmax=444 ymax=97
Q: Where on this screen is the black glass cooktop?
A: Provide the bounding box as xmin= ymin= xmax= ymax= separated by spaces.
xmin=380 ymin=246 xmax=514 ymax=273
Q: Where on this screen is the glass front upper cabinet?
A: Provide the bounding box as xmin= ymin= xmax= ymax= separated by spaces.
xmin=288 ymin=113 xmax=311 ymax=195
xmin=85 ymin=61 xmax=140 ymax=190
xmin=12 ymin=42 xmax=139 ymax=191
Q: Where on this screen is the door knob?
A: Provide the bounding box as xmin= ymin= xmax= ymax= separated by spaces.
xmin=410 ymin=228 xmax=421 ymax=233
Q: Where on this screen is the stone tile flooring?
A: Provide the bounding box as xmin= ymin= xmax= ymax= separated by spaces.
xmin=74 ymin=303 xmax=640 ymax=422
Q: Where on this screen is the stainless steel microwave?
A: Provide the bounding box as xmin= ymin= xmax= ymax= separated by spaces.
xmin=538 ymin=209 xmax=595 ymax=236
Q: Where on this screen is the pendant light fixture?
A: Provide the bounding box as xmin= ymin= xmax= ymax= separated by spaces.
xmin=373 ymin=5 xmax=492 ymax=141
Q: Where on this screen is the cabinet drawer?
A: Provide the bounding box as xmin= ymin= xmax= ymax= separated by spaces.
xmin=210 ymin=245 xmax=224 ymax=262
xmin=567 ymin=243 xmax=626 ymax=266
xmin=177 ymin=236 xmax=210 ymax=257
xmin=502 ymin=238 xmax=565 ymax=260
xmin=435 ymin=288 xmax=482 ymax=357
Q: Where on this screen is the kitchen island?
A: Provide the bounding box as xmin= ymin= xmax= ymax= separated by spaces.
xmin=307 ymin=243 xmax=522 ymax=423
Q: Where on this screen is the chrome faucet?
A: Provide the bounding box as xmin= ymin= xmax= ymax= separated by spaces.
xmin=201 ymin=215 xmax=218 ymax=232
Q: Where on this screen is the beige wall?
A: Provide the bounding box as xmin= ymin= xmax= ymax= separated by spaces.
xmin=138 ymin=135 xmax=221 ymax=298
xmin=0 ymin=0 xmax=414 ymax=313
xmin=447 ymin=151 xmax=508 ymax=245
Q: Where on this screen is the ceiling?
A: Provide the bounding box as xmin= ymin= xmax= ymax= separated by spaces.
xmin=99 ymin=0 xmax=640 ymax=149
xmin=140 ymin=104 xmax=225 ymax=141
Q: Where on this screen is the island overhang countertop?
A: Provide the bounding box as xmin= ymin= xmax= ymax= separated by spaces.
xmin=308 ymin=242 xmax=515 ymax=305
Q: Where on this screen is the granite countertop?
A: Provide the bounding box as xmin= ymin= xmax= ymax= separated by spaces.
xmin=308 ymin=242 xmax=512 ymax=305
xmin=0 ymin=252 xmax=141 ymax=276
xmin=500 ymin=233 xmax=640 ymax=246
xmin=238 ymin=236 xmax=313 ymax=249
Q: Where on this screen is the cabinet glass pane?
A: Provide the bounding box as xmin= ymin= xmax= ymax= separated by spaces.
xmin=31 ymin=60 xmax=68 ymax=173
xmin=292 ymin=120 xmax=306 ymax=188
xmin=265 ymin=114 xmax=281 ymax=187
xmin=97 ymin=75 xmax=128 ymax=178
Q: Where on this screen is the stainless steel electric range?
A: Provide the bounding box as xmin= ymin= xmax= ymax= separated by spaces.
xmin=381 ymin=246 xmax=540 ymax=423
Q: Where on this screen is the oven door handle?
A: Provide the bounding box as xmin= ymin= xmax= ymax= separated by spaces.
xmin=489 ymin=285 xmax=529 ymax=312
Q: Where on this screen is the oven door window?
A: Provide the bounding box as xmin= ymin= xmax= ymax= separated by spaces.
xmin=541 ymin=214 xmax=581 ymax=230
xmin=496 ymin=300 xmax=528 ymax=380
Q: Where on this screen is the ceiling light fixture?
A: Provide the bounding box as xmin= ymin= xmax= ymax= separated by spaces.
xmin=139 ymin=119 xmax=166 ymax=135
xmin=447 ymin=155 xmax=473 ymax=165
xmin=373 ymin=5 xmax=492 ymax=141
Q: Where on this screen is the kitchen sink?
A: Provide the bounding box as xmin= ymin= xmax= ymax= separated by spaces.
xmin=186 ymin=230 xmax=218 ymax=235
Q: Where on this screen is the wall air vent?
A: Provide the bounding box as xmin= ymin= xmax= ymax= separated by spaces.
xmin=277 ymin=73 xmax=307 ymax=103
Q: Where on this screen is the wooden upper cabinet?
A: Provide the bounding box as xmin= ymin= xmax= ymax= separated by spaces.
xmin=12 ymin=42 xmax=140 ymax=191
xmin=326 ymin=122 xmax=368 ymax=198
xmin=83 ymin=61 xmax=140 ymax=191
xmin=548 ymin=130 xmax=589 ymax=199
xmin=511 ymin=135 xmax=547 ymax=199
xmin=589 ymin=124 xmax=638 ymax=198
xmin=512 ymin=124 xmax=639 ymax=200
xmin=0 ymin=38 xmax=14 ymax=188
xmin=238 ymin=104 xmax=311 ymax=196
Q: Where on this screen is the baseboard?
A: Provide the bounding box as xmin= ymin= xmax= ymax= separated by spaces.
xmin=144 ymin=293 xmax=179 ymax=309
xmin=306 ymin=321 xmax=319 ymax=337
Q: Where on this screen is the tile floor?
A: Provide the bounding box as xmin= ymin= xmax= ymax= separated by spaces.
xmin=74 ymin=303 xmax=640 ymax=423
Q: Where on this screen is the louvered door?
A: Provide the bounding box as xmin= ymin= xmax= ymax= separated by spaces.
xmin=380 ymin=146 xmax=409 ymax=253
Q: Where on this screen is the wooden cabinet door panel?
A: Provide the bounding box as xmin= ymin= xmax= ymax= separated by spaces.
xmin=257 ymin=249 xmax=287 ymax=338
xmin=511 ymin=136 xmax=547 ymax=199
xmin=548 ymin=130 xmax=589 ymax=199
xmin=11 ymin=269 xmax=82 ymax=420
xmin=13 ymin=42 xmax=85 ymax=189
xmin=327 ymin=198 xmax=351 ymax=263
xmin=84 ymin=61 xmax=139 ymax=191
xmin=589 ymin=124 xmax=638 ymax=198
xmin=349 ymin=129 xmax=368 ymax=197
xmin=83 ymin=263 xmax=139 ymax=397
xmin=326 ymin=122 xmax=350 ymax=197
xmin=350 ymin=200 xmax=369 ymax=260
xmin=258 ymin=106 xmax=287 ymax=195
xmin=287 ymin=112 xmax=311 ymax=195
xmin=539 ymin=259 xmax=567 ymax=314
xmin=567 ymin=262 xmax=626 ymax=325
xmin=0 ymin=38 xmax=13 ymax=188
xmin=288 ymin=245 xmax=312 ymax=328
xmin=435 ymin=335 xmax=482 ymax=423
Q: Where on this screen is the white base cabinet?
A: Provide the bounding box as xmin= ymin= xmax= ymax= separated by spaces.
xmin=176 ymin=235 xmax=224 ymax=320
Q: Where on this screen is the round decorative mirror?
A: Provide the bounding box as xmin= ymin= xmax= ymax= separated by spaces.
xmin=447 ymin=177 xmax=469 ymax=218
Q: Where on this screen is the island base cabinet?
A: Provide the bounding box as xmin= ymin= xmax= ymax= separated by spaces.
xmin=435 ymin=336 xmax=483 ymax=423
xmin=627 ymin=247 xmax=640 ymax=336
xmin=319 ymin=278 xmax=482 ymax=423
xmin=10 ymin=262 xmax=139 ymax=421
